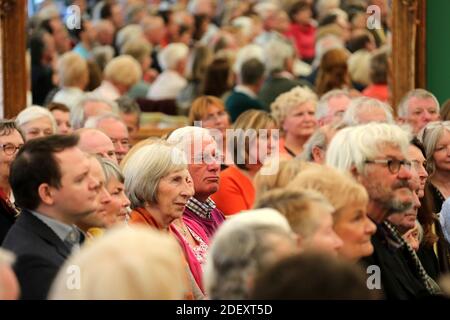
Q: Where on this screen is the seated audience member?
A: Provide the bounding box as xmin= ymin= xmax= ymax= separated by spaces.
xmin=71 ymin=94 xmax=119 ymax=129
xmin=0 ymin=121 xmax=24 ymax=243
xmin=101 ymin=158 xmax=131 ymax=227
xmin=200 ymin=57 xmax=234 ymax=100
xmin=326 ymin=123 xmax=441 ymax=299
xmin=299 ymin=123 xmax=343 ymax=163
xmin=147 ymin=43 xmax=189 ymax=100
xmin=0 ymin=248 xmax=19 ymax=300
xmin=123 ymin=141 xmax=207 ymax=299
xmin=85 ymin=113 xmax=130 ymax=164
xmin=49 ymin=227 xmax=188 ymax=299
xmin=225 ymin=58 xmax=265 ymax=122
xmin=255 ymin=189 xmax=343 ymax=255
xmin=418 ymin=121 xmax=450 ymax=276
xmin=71 ymin=18 xmax=96 ymax=60
xmin=116 ymin=96 xmax=141 ymax=139
xmin=3 ymin=135 xmax=100 ymax=299
xmin=254 ymin=158 xmax=318 ymax=202
xmin=258 ymin=39 xmax=311 ymax=109
xmin=403 ymin=220 xmax=423 ymax=252
xmin=167 ymin=127 xmax=226 ymax=238
xmin=121 ymin=38 xmax=153 ymax=100
xmin=47 ymin=103 xmax=73 ymax=135
xmin=251 ymin=253 xmax=377 ymax=299
xmin=76 ymin=155 xmax=112 ymax=239
xmin=342 ymin=97 xmax=394 ymax=126
xmin=52 ymin=52 xmax=88 ymax=110
xmin=76 ymin=128 xmax=118 ymax=164
xmin=211 ymin=110 xmax=278 ymax=215
xmin=16 ymin=106 xmax=57 ymax=141
xmin=362 ymin=48 xmax=389 ymax=102
xmin=315 ymin=47 xmax=353 ymax=97
xmin=315 ymin=89 xmax=351 ymax=126
xmin=397 ymin=89 xmax=440 ymax=135
xmin=271 ymin=86 xmax=318 ymax=158
xmin=204 ymin=208 xmax=297 ymax=300
xmin=93 ymin=55 xmax=142 ymax=101
xmin=288 ymin=165 xmax=376 ymax=261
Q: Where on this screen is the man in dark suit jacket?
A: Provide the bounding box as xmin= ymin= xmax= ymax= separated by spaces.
xmin=225 ymin=58 xmax=266 ymax=122
xmin=2 ymin=135 xmax=101 ymax=299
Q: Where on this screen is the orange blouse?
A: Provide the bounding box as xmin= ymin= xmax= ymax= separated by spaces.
xmin=211 ymin=165 xmax=255 ymax=216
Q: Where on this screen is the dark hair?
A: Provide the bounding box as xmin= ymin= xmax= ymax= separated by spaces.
xmin=241 ymin=58 xmax=265 ymax=85
xmin=411 ymin=136 xmax=426 ymax=157
xmin=201 ymin=58 xmax=233 ymax=97
xmin=100 ymin=1 xmax=116 ymax=20
xmin=47 ymin=102 xmax=70 ymax=113
xmin=29 ymin=29 xmax=48 ymax=66
xmin=318 ymin=13 xmax=338 ymax=27
xmin=69 ymin=18 xmax=87 ymax=41
xmin=251 ymin=253 xmax=378 ymax=299
xmin=0 ymin=120 xmax=24 ymax=141
xmin=288 ymin=1 xmax=311 ymax=22
xmin=39 ymin=19 xmax=54 ymax=35
xmin=10 ymin=134 xmax=79 ymax=210
xmin=347 ymin=33 xmax=372 ymax=53
xmin=370 ymin=50 xmax=388 ymax=84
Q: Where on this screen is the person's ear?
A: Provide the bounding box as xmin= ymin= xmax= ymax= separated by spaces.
xmin=312 ymin=146 xmax=324 ymax=164
xmin=350 ymin=165 xmax=361 ymax=181
xmin=38 ymin=183 xmax=55 ymax=206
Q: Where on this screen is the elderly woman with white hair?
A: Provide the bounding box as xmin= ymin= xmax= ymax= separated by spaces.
xmin=49 ymin=226 xmax=189 ymax=299
xmin=204 ymin=208 xmax=297 ymax=299
xmin=15 ymin=106 xmax=57 ymax=141
xmin=342 ymin=97 xmax=394 ymax=126
xmin=271 ymin=86 xmax=318 ymax=158
xmin=92 ymin=55 xmax=142 ymax=101
xmin=123 ymin=140 xmax=209 ymax=299
xmin=147 ymin=42 xmax=189 ymax=100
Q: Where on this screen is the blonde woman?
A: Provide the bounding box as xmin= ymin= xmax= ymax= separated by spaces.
xmin=271 ymin=86 xmax=318 ymax=158
xmin=287 ymin=165 xmax=376 ymax=261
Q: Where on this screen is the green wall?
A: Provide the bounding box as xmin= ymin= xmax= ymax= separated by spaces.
xmin=426 ymin=1 xmax=450 ymax=104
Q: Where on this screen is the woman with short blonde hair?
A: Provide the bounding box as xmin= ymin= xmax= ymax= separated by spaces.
xmin=271 ymin=86 xmax=318 ymax=158
xmin=287 ymin=165 xmax=376 ymax=261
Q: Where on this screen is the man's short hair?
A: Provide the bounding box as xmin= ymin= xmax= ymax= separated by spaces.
xmin=240 ymin=58 xmax=265 ymax=85
xmin=10 ymin=134 xmax=79 ymax=210
xmin=0 ymin=120 xmax=25 ymax=141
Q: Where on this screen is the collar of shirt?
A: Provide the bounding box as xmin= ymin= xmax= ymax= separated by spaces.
xmin=30 ymin=210 xmax=81 ymax=245
xmin=186 ymin=197 xmax=216 ymax=219
xmin=234 ymin=85 xmax=257 ymax=99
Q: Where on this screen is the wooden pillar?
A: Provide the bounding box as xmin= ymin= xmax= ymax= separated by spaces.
xmin=391 ymin=0 xmax=426 ymax=113
xmin=0 ymin=0 xmax=27 ymax=119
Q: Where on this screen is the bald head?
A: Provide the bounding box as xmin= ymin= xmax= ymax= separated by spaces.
xmin=76 ymin=128 xmax=118 ymax=164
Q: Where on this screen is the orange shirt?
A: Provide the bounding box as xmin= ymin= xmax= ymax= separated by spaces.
xmin=211 ymin=165 xmax=255 ymax=216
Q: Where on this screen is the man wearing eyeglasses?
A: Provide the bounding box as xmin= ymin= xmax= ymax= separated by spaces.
xmin=168 ymin=127 xmax=225 ymax=238
xmin=0 ymin=121 xmax=24 ymax=244
xmin=326 ymin=123 xmax=439 ymax=299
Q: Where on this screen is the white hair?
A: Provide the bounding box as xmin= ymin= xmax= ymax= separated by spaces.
xmin=167 ymin=126 xmax=216 ymax=155
xmin=263 ymin=39 xmax=295 ymax=74
xmin=16 ymin=105 xmax=57 ymax=133
xmin=231 ymin=16 xmax=254 ymax=40
xmin=342 ymin=97 xmax=394 ymax=126
xmin=0 ymin=248 xmax=15 ymax=266
xmin=253 ymin=2 xmax=280 ymax=20
xmin=71 ymin=93 xmax=119 ymax=130
xmin=84 ymin=112 xmax=123 ymax=129
xmin=158 ymin=43 xmax=189 ymax=71
xmin=233 ymin=44 xmax=264 ymax=74
xmin=204 ymin=208 xmax=294 ymax=299
xmin=315 ymin=89 xmax=351 ymax=121
xmin=397 ymin=88 xmax=440 ymax=118
xmin=316 ymin=0 xmax=341 ymax=19
xmin=49 ymin=226 xmax=187 ymax=299
xmin=326 ymin=123 xmax=411 ymax=174
xmin=115 ymin=24 xmax=143 ymax=50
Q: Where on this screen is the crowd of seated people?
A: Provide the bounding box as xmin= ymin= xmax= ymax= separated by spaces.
xmin=1 ymin=0 xmax=450 ymax=300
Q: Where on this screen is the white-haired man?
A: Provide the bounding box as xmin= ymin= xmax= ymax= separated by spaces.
xmin=315 ymin=89 xmax=351 ymax=126
xmin=397 ymin=89 xmax=440 ymax=135
xmin=326 ymin=123 xmax=439 ymax=299
xmin=342 ymin=97 xmax=394 ymax=126
xmin=167 ymin=126 xmax=225 ymax=238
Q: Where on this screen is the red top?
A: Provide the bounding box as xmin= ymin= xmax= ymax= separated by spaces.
xmin=211 ymin=165 xmax=255 ymax=216
xmin=285 ymin=23 xmax=316 ymax=60
xmin=362 ymin=84 xmax=389 ymax=102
